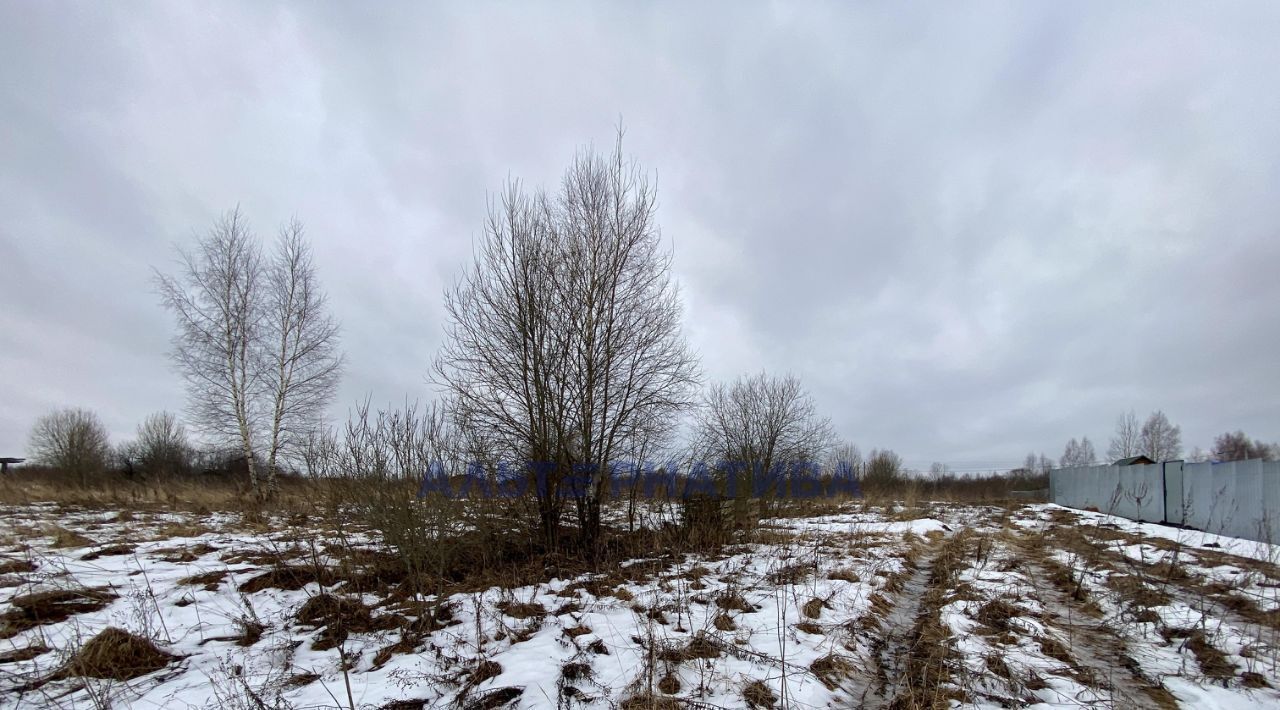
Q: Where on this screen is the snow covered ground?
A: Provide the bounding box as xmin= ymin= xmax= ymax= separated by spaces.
xmin=2 ymin=501 xmax=1279 ymax=708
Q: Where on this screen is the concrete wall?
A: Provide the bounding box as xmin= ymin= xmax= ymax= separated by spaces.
xmin=1050 ymin=459 xmax=1280 ymax=544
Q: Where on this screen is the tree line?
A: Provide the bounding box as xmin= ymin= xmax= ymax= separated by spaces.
xmin=1027 ymin=409 xmax=1277 ymax=472
xmin=21 ymin=134 xmax=897 ymax=553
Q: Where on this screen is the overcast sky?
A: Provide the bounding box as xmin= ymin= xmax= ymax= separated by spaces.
xmin=2 ymin=2 xmax=1278 ymax=471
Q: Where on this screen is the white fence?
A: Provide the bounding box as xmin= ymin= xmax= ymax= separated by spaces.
xmin=1050 ymin=459 xmax=1280 ymax=544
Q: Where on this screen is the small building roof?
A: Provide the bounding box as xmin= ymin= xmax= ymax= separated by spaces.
xmin=1114 ymin=455 xmax=1155 ymax=466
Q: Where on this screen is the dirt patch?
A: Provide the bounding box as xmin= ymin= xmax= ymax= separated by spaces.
xmin=52 ymin=627 xmax=174 ymax=681
xmin=1038 ymin=635 xmax=1073 ymax=664
xmin=0 ymin=587 xmax=117 ymax=639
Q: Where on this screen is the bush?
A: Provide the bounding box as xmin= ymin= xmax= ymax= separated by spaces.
xmin=27 ymin=408 xmax=111 ymax=485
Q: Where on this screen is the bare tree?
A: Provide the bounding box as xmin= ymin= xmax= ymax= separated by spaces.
xmin=28 ymin=408 xmax=111 ymax=485
xmin=864 ymin=448 xmax=905 ymax=490
xmin=830 ymin=441 xmax=863 ymax=479
xmin=693 ymin=372 xmax=835 ymax=513
xmin=1078 ymin=436 xmax=1097 ymax=465
xmin=261 ymin=222 xmax=344 ymax=494
xmin=1140 ymin=410 xmax=1182 ymax=462
xmin=435 ymin=132 xmax=699 ymax=550
xmin=133 ymin=411 xmax=192 ymax=477
xmin=1060 ymin=438 xmax=1081 ymax=468
xmin=1107 ymin=409 xmax=1141 ymax=461
xmin=1211 ymin=431 xmax=1272 ymax=462
xmin=156 ymin=209 xmax=342 ymax=497
xmin=1060 ymin=436 xmax=1098 ymax=467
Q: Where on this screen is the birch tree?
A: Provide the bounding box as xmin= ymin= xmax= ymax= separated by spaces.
xmin=262 ymin=222 xmax=344 ymax=494
xmin=157 ymin=209 xmax=343 ymax=497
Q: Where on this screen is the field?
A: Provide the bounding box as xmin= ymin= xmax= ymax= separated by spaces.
xmin=2 ymin=499 xmax=1280 ymax=709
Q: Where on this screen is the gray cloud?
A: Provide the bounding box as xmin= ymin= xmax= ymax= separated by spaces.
xmin=2 ymin=1 xmax=1277 ymax=470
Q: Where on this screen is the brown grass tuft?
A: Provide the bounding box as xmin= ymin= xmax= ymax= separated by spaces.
xmin=0 ymin=588 xmax=117 ymax=639
xmin=714 ymin=590 xmax=753 ymax=612
xmin=828 ymin=567 xmax=859 ymax=583
xmin=239 ymin=565 xmax=334 ymax=593
xmin=802 ymin=597 xmax=825 ymax=619
xmin=743 ymin=679 xmax=778 ymax=708
xmin=81 ymin=543 xmax=135 ymax=561
xmin=54 ymin=627 xmax=173 ymax=681
xmin=811 ymin=653 xmax=853 ymax=690
xmin=619 ymin=694 xmax=680 ymax=710
xmin=0 ymin=558 xmax=36 ymax=576
xmin=0 ymin=644 xmax=49 ymax=663
xmin=48 ymin=526 xmax=94 ymax=548
xmin=657 ymin=673 xmax=681 ymax=694
xmin=178 ymin=569 xmax=229 ymax=591
xmin=795 ymin=621 xmax=823 ymax=635
xmin=975 ymin=599 xmax=1021 ymax=633
xmin=496 ymin=600 xmax=545 ymax=620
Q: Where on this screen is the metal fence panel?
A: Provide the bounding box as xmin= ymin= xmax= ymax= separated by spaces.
xmin=1163 ymin=461 xmax=1184 ymax=526
xmin=1051 ymin=458 xmax=1277 ymax=544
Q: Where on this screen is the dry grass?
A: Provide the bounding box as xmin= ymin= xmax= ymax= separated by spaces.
xmin=239 ymin=565 xmax=334 ymax=593
xmin=47 ymin=526 xmax=94 ymax=549
xmin=81 ymin=543 xmax=135 ymax=560
xmin=0 ymin=588 xmax=118 ymax=639
xmin=496 ymin=600 xmax=545 ymax=620
xmin=810 ymin=653 xmax=854 ymax=690
xmin=714 ymin=590 xmax=753 ymax=612
xmin=178 ymin=569 xmax=229 ymax=591
xmin=0 ymin=558 xmax=36 ymax=576
xmin=802 ymin=597 xmax=825 ymax=619
xmin=743 ymin=679 xmax=778 ymax=708
xmin=974 ymin=598 xmax=1021 ymax=633
xmin=0 ymin=643 xmax=49 ymax=663
xmin=52 ymin=627 xmax=173 ymax=681
xmin=619 ymin=694 xmax=680 ymax=710
xmin=828 ymin=567 xmax=859 ymax=582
